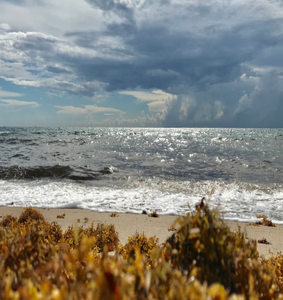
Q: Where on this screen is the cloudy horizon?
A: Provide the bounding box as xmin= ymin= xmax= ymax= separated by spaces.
xmin=0 ymin=0 xmax=283 ymax=128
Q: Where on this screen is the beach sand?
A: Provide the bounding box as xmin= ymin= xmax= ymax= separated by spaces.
xmin=0 ymin=207 xmax=281 ymax=258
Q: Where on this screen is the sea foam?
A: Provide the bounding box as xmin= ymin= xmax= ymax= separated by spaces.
xmin=1 ymin=179 xmax=283 ymax=224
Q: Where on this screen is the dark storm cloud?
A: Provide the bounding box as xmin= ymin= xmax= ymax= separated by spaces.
xmin=64 ymin=31 xmax=101 ymax=49
xmin=233 ymin=72 xmax=283 ymax=128
xmin=2 ymin=0 xmax=47 ymax=6
xmin=161 ymin=70 xmax=283 ymax=128
xmin=66 ymin=1 xmax=282 ymax=94
xmin=85 ymin=0 xmax=136 ymax=26
xmin=13 ymin=33 xmax=57 ymax=53
xmin=1 ymin=0 xmax=26 ymax=5
xmin=66 ymin=17 xmax=282 ymax=93
xmin=2 ymin=0 xmax=283 ymax=127
xmin=60 ymin=0 xmax=283 ymax=127
xmin=7 ymin=1 xmax=282 ymax=97
xmin=46 ymin=66 xmax=71 ymax=74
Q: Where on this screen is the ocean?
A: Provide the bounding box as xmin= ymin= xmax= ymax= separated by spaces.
xmin=0 ymin=127 xmax=282 ymax=223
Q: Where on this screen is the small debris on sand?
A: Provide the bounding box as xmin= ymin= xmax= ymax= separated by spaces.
xmin=148 ymin=211 xmax=159 ymax=218
xmin=57 ymin=213 xmax=65 ymax=219
xmin=258 ymin=238 xmax=271 ymax=245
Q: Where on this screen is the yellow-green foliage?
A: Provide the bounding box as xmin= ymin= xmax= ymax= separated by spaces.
xmin=63 ymin=222 xmax=119 ymax=252
xmin=168 ymin=225 xmax=177 ymax=231
xmin=261 ymin=253 xmax=283 ymax=292
xmin=0 ymin=221 xmax=233 ymax=300
xmin=56 ymin=213 xmax=65 ymax=219
xmin=43 ymin=221 xmax=63 ymax=245
xmin=0 ymin=214 xmax=17 ymax=228
xmin=0 ymin=210 xmax=119 ymax=252
xmin=18 ymin=207 xmax=45 ymax=224
xmin=0 ymin=204 xmax=283 ymax=300
xmin=250 ymin=215 xmax=276 ymax=227
xmin=257 ymin=215 xmax=276 ymax=227
xmin=0 ymin=222 xmax=54 ymax=288
xmin=119 ymin=233 xmax=159 ymax=266
xmin=165 ymin=199 xmax=279 ymax=299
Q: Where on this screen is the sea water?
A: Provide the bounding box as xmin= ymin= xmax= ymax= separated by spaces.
xmin=0 ymin=127 xmax=282 ymax=223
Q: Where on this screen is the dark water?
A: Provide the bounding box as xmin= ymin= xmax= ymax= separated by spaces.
xmin=0 ymin=127 xmax=282 ymax=183
xmin=0 ymin=127 xmax=283 ymax=222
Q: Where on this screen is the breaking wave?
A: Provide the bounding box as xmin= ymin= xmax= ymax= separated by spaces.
xmin=0 ymin=165 xmax=118 ymax=181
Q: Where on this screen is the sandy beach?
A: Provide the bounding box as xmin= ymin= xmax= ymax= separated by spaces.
xmin=0 ymin=206 xmax=282 ymax=258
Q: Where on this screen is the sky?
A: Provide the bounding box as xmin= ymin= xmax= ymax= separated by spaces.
xmin=0 ymin=0 xmax=283 ymax=128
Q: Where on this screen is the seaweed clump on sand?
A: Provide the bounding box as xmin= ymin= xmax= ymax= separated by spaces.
xmin=256 ymin=215 xmax=276 ymax=227
xmin=0 ymin=204 xmax=283 ymax=299
xmin=148 ymin=211 xmax=159 ymax=217
xmin=63 ymin=222 xmax=119 ymax=252
xmin=0 ymin=214 xmax=17 ymax=228
xmin=57 ymin=213 xmax=65 ymax=219
xmin=119 ymin=233 xmax=159 ymax=267
xmin=164 ymin=198 xmax=282 ymax=299
xmin=18 ymin=207 xmax=45 ymax=224
xmin=250 ymin=215 xmax=276 ymax=227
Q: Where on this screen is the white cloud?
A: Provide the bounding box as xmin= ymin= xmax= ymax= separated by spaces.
xmin=0 ymin=29 xmax=110 ymax=97
xmin=119 ymin=89 xmax=175 ymax=102
xmin=1 ymin=99 xmax=39 ymax=107
xmin=92 ymin=94 xmax=109 ymax=102
xmin=234 ymin=85 xmax=261 ymax=114
xmin=3 ymin=77 xmax=100 ymax=97
xmin=235 ymin=94 xmax=251 ymax=114
xmin=55 ymin=105 xmax=125 ymax=115
xmin=119 ymin=89 xmax=176 ymax=113
xmin=147 ymin=100 xmax=167 ymax=113
xmin=0 ymin=90 xmax=22 ymax=98
xmin=0 ymin=0 xmax=283 ymax=127
xmin=0 ymin=0 xmax=103 ymax=38
xmin=92 ymin=112 xmax=165 ymax=128
xmin=214 ymin=101 xmax=224 ymax=119
xmin=0 ymin=23 xmax=11 ymax=31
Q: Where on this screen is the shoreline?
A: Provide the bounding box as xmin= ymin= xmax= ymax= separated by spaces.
xmin=1 ymin=206 xmax=282 ymax=258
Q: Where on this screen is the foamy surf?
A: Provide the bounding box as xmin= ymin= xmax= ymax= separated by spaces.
xmin=1 ymin=179 xmax=283 ymax=224
xmin=1 ymin=127 xmax=283 ymax=224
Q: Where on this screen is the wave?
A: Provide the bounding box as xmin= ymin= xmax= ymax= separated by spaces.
xmin=0 ymin=138 xmax=39 ymax=146
xmin=0 ymin=165 xmax=72 ymax=180
xmin=0 ymin=165 xmax=119 ymax=181
xmin=1 ymin=178 xmax=283 ymax=223
xmin=1 ymin=127 xmax=283 ymax=184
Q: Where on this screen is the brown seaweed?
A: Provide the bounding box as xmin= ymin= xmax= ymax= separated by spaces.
xmin=148 ymin=211 xmax=159 ymax=218
xmin=0 ymin=205 xmax=282 ymax=300
xmin=56 ymin=213 xmax=65 ymax=219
